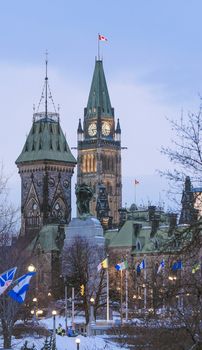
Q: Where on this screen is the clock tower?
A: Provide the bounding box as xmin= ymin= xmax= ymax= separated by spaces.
xmin=77 ymin=59 xmax=122 ymax=226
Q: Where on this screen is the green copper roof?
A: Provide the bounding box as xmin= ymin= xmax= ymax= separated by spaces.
xmin=28 ymin=224 xmax=63 ymax=252
xmin=107 ymin=220 xmax=138 ymax=248
xmin=85 ymin=60 xmax=113 ymax=118
xmin=16 ymin=118 xmax=76 ymax=164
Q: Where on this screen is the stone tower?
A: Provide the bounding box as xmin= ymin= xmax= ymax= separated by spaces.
xmin=77 ymin=59 xmax=122 ymax=225
xmin=15 ymin=60 xmax=76 ymax=294
xmin=16 ymin=63 xmax=76 ymax=238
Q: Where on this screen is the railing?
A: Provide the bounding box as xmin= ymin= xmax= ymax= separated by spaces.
xmin=33 ymin=112 xmax=59 ymax=123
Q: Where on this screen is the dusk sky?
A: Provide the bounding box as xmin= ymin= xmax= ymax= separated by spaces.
xmin=1 ymin=0 xmax=202 ymax=214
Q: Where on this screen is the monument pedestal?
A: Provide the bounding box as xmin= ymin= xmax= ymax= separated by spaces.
xmin=65 ymin=215 xmax=105 ymax=246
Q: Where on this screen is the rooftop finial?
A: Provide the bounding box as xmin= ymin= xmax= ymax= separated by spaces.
xmin=45 ymin=50 xmax=48 ymax=119
xmin=34 ymin=52 xmax=59 ymax=123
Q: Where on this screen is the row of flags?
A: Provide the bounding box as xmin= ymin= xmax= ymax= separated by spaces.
xmin=97 ymin=258 xmax=201 ymax=275
xmin=0 ymin=267 xmax=36 ymax=304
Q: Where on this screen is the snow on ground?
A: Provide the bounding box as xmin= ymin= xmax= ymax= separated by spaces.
xmin=10 ymin=334 xmax=125 ymax=350
xmin=0 ymin=316 xmax=128 ymax=350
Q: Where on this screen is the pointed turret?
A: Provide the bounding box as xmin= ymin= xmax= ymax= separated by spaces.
xmin=84 ymin=60 xmax=114 ymax=119
xmin=115 ymin=118 xmax=121 ymax=142
xmin=16 ymin=60 xmax=76 ymax=166
xmin=77 ymin=118 xmax=83 ymax=142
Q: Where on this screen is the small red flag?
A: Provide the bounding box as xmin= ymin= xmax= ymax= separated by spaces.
xmin=99 ymin=34 xmax=107 ymax=41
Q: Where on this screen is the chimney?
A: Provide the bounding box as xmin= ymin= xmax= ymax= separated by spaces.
xmin=150 ymin=214 xmax=160 ymax=238
xmin=148 ymin=205 xmax=156 ymax=221
xmin=168 ymin=213 xmax=177 ymax=236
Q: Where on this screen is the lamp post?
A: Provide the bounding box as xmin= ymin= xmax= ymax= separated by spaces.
xmin=75 ymin=338 xmax=80 ymax=350
xmin=32 ymin=297 xmax=37 ymax=324
xmin=60 ymin=275 xmax=68 ymax=332
xmin=89 ymin=297 xmax=95 ymax=336
xmin=52 ymin=310 xmax=57 ymax=343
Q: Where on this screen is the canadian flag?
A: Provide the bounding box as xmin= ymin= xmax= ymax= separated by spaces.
xmin=99 ymin=34 xmax=107 ymax=41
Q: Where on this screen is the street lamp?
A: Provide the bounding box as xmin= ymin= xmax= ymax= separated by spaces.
xmin=32 ymin=297 xmax=38 ymax=324
xmin=52 ymin=310 xmax=57 ymax=342
xmin=28 ymin=264 xmax=36 ymax=272
xmin=75 ymin=338 xmax=80 ymax=350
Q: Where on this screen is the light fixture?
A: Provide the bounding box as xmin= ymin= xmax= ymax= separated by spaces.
xmin=75 ymin=339 xmax=80 ymax=344
xmin=33 ymin=297 xmax=37 ymax=302
xmin=36 ymin=310 xmax=43 ymax=315
xmin=52 ymin=310 xmax=57 ymax=316
xmin=28 ymin=264 xmax=35 ymax=272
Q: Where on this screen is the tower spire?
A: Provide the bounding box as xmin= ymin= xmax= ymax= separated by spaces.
xmin=45 ymin=50 xmax=48 ymax=119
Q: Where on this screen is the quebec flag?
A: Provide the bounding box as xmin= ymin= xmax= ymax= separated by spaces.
xmin=0 ymin=267 xmax=17 ymax=296
xmin=8 ymin=272 xmax=36 ymax=304
xmin=137 ymin=260 xmax=145 ymax=273
xmin=157 ymin=260 xmax=165 ymax=274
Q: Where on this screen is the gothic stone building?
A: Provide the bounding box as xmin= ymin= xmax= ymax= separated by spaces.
xmin=77 ymin=59 xmax=122 ymax=226
xmin=16 ymin=64 xmax=76 ymax=294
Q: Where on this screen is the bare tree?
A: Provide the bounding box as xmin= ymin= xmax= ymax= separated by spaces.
xmin=62 ymin=236 xmax=106 ymax=324
xmin=161 ymin=104 xmax=202 ymax=184
xmin=0 ymin=167 xmax=33 ymax=348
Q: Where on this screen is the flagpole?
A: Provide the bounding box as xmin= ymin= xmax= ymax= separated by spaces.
xmin=125 ymin=255 xmax=128 ymax=322
xmin=106 ymin=255 xmax=109 ymax=322
xmin=144 ymin=256 xmax=147 ymax=309
xmin=162 ymin=258 xmax=165 ymax=311
xmin=134 ymin=183 xmax=136 ymax=205
xmin=120 ymin=269 xmax=123 ymax=325
xmin=98 ymin=33 xmax=100 ymax=60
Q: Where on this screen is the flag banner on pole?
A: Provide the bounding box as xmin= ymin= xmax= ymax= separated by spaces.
xmin=0 ymin=267 xmax=17 ymax=296
xmin=115 ymin=261 xmax=128 ymax=271
xmin=98 ymin=34 xmax=107 ymax=41
xmin=157 ymin=260 xmax=165 ymax=274
xmin=172 ymin=261 xmax=182 ymax=271
xmin=134 ymin=179 xmax=140 ymax=185
xmin=192 ymin=263 xmax=200 ymax=274
xmin=97 ymin=258 xmax=108 ymax=272
xmin=136 ymin=259 xmax=145 ymax=273
xmin=8 ymin=272 xmax=36 ymax=304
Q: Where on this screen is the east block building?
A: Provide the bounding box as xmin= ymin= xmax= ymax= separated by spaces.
xmin=16 ymin=63 xmax=76 ymax=294
xmin=77 ymin=59 xmax=122 ymax=226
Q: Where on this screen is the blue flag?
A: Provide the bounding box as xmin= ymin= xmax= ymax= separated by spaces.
xmin=115 ymin=261 xmax=128 ymax=271
xmin=0 ymin=267 xmax=17 ymax=296
xmin=157 ymin=260 xmax=165 ymax=274
xmin=136 ymin=260 xmax=145 ymax=273
xmin=172 ymin=261 xmax=182 ymax=271
xmin=8 ymin=272 xmax=36 ymax=304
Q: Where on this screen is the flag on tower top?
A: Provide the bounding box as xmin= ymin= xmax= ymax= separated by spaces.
xmin=134 ymin=179 xmax=140 ymax=185
xmin=99 ymin=34 xmax=108 ymax=41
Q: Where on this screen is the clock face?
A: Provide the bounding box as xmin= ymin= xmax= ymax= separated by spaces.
xmin=88 ymin=123 xmax=97 ymax=136
xmin=102 ymin=122 xmax=111 ymax=136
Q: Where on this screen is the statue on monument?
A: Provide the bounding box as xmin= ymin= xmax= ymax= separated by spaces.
xmin=75 ymin=183 xmax=93 ymax=216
